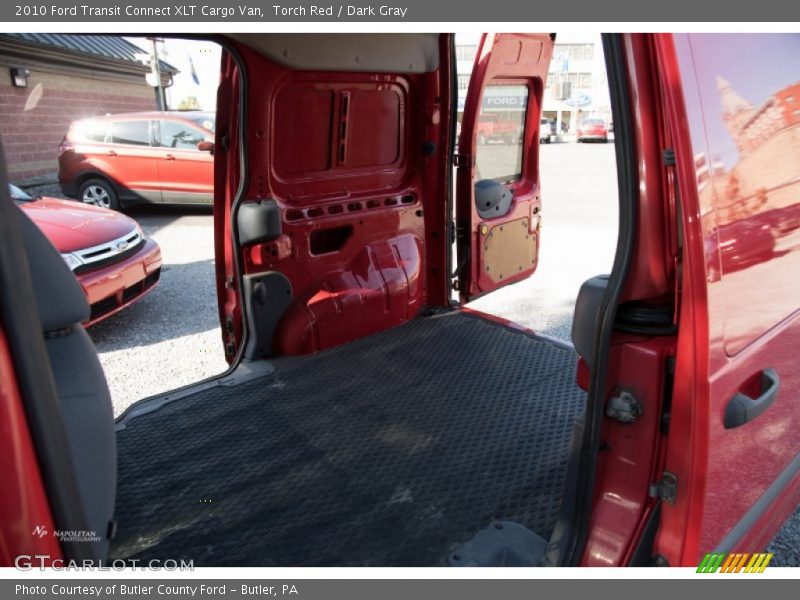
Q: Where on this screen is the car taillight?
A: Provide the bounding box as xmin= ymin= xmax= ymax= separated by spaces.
xmin=58 ymin=137 xmax=73 ymax=155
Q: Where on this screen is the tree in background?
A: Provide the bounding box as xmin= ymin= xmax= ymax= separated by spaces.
xmin=177 ymin=96 xmax=200 ymax=110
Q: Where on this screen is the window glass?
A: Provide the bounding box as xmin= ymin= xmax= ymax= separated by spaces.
xmin=8 ymin=183 xmax=33 ymax=203
xmin=111 ymin=120 xmax=150 ymax=146
xmin=159 ymin=120 xmax=207 ymax=150
xmin=188 ymin=115 xmax=216 ymax=133
xmin=475 ymin=83 xmax=528 ymax=183
xmin=75 ymin=120 xmax=110 ymax=143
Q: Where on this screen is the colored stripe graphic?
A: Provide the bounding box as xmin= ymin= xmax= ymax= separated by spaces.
xmin=697 ymin=552 xmax=773 ymax=573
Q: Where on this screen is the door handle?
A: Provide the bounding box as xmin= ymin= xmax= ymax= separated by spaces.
xmin=724 ymin=368 xmax=780 ymax=429
xmin=106 ymin=150 xmax=117 ymax=157
xmin=164 ymin=154 xmax=176 ymax=161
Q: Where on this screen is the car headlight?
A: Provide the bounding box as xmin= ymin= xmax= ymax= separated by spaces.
xmin=61 ymin=252 xmax=83 ymax=271
xmin=134 ymin=222 xmax=147 ymax=241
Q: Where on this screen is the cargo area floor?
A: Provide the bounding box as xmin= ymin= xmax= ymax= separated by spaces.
xmin=111 ymin=311 xmax=585 ymax=566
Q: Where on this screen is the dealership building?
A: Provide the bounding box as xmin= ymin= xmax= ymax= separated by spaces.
xmin=456 ymin=33 xmax=612 ymax=134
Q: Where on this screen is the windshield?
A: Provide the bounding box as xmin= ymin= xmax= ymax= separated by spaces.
xmin=581 ymin=118 xmax=605 ymax=127
xmin=8 ymin=183 xmax=34 ymax=203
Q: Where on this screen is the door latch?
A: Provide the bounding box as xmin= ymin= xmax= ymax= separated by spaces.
xmin=649 ymin=471 xmax=678 ymax=504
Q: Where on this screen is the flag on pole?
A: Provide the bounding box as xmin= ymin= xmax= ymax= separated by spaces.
xmin=189 ymin=54 xmax=200 ymax=85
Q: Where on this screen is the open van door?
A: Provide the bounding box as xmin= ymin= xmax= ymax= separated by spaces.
xmin=456 ymin=33 xmax=554 ymax=302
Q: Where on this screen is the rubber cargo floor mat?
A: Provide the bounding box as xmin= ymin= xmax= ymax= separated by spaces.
xmin=111 ymin=312 xmax=585 ymax=566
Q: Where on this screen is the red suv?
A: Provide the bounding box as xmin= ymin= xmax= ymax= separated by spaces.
xmin=58 ymin=111 xmax=215 ymax=210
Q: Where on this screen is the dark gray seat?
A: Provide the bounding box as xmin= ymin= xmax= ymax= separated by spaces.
xmin=17 ymin=208 xmax=116 ymax=560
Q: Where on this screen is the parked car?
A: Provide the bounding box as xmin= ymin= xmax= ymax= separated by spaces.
xmin=10 ymin=184 xmax=161 ymax=325
xmin=2 ymin=32 xmax=800 ymax=570
xmin=540 ymin=118 xmax=557 ymax=143
xmin=752 ymin=202 xmax=800 ymax=238
xmin=715 ymin=219 xmax=776 ymax=273
xmin=576 ymin=117 xmax=609 ymax=142
xmin=476 ymin=113 xmax=522 ymax=144
xmin=58 ymin=111 xmax=215 ymax=210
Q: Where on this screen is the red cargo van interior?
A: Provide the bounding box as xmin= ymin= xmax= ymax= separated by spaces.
xmin=1 ymin=33 xmax=799 ymax=568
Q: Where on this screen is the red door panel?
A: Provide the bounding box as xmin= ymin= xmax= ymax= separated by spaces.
xmin=153 ymin=119 xmax=214 ymax=204
xmin=217 ymin=35 xmax=452 ymax=358
xmin=656 ymin=33 xmax=800 ymax=565
xmin=457 ymin=33 xmax=554 ymax=302
xmin=105 ymin=119 xmax=161 ymax=202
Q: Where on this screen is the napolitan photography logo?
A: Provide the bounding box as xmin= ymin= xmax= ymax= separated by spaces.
xmin=31 ymin=525 xmax=100 ymax=543
xmin=32 ymin=525 xmax=48 ymax=538
xmin=697 ymin=552 xmax=773 ymax=573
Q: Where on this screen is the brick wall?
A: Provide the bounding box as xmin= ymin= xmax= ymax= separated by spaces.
xmin=0 ymin=69 xmax=157 ymax=182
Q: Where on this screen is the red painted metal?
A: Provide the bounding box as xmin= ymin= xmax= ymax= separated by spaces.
xmin=275 ymin=233 xmax=422 ymax=355
xmin=0 ymin=329 xmax=62 ymax=567
xmin=581 ymin=337 xmax=674 ymax=566
xmin=219 ymin=36 xmax=453 ymax=357
xmin=19 ymin=195 xmax=162 ymax=327
xmin=20 ymin=196 xmax=135 ymax=250
xmin=653 ymin=32 xmax=800 ymax=566
xmin=456 ymin=33 xmax=553 ymax=302
xmin=214 ymin=51 xmax=244 ymax=362
xmin=76 ymin=238 xmax=161 ymax=327
xmin=577 ymin=34 xmax=678 ymax=566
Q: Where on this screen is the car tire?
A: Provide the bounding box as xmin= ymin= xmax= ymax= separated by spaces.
xmin=79 ymin=178 xmax=120 ymax=211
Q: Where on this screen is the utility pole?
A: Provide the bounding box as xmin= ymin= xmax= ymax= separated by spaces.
xmin=149 ymin=37 xmax=164 ymax=110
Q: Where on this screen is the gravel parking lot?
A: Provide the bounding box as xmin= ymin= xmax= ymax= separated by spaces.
xmin=26 ymin=139 xmax=798 ymax=565
xmin=89 ymin=206 xmax=229 ymax=415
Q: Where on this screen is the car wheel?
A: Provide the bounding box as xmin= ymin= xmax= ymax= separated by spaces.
xmin=80 ymin=178 xmax=119 ymax=210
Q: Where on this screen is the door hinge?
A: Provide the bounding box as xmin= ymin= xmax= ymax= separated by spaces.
xmin=220 ymin=132 xmax=230 ymax=152
xmin=663 ymin=148 xmax=676 ymax=166
xmin=453 ymin=153 xmax=470 ymax=167
xmin=606 ymin=390 xmax=643 ymax=424
xmin=649 ymin=471 xmax=678 ymax=504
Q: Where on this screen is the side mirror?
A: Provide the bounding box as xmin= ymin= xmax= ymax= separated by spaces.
xmin=197 ymin=140 xmax=214 ymax=154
